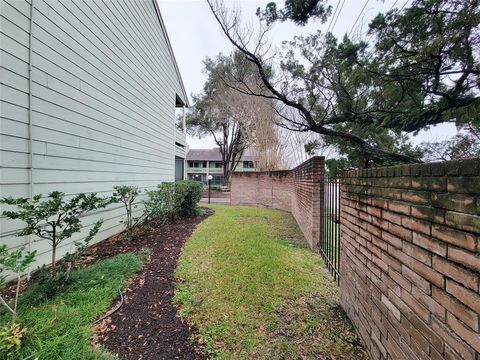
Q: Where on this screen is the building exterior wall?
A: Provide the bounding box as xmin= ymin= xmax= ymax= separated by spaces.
xmin=1 ymin=0 xmax=187 ymax=271
xmin=230 ymin=157 xmax=324 ymax=251
xmin=187 ymin=160 xmax=256 ymax=185
xmin=340 ymin=159 xmax=480 ymax=360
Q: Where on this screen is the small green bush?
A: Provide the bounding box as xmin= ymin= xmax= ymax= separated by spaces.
xmin=174 ymin=180 xmax=203 ymax=217
xmin=144 ymin=182 xmax=177 ymax=223
xmin=144 ymin=181 xmax=203 ymax=223
xmin=113 ymin=185 xmax=142 ymax=240
xmin=1 ymin=192 xmax=110 ymax=298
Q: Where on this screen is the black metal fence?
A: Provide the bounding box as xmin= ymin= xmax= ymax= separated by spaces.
xmin=319 ymin=175 xmax=341 ymax=284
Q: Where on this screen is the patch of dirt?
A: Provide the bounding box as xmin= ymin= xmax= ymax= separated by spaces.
xmin=90 ymin=216 xmax=208 ymax=360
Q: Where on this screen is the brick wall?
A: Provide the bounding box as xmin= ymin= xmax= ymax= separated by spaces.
xmin=340 ymin=158 xmax=480 ymax=360
xmin=231 ymin=157 xmax=324 ymax=251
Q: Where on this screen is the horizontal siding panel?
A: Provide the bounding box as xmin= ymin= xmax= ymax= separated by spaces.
xmin=31 ymin=40 xmax=170 ymax=134
xmin=31 ymin=74 xmax=173 ymax=147
xmin=0 ymin=66 xmax=29 ymax=92
xmin=66 ymin=1 xmax=172 ymax=102
xmin=0 ymin=15 xmax=29 ymax=46
xmin=0 ymin=101 xmax=29 ymax=123
xmin=1 ymin=84 xmax=29 ymax=107
xmin=1 ymin=49 xmax=29 ymax=77
xmin=0 ymin=118 xmax=29 ymax=138
xmin=0 ymin=184 xmax=30 ymax=198
xmin=33 ymin=169 xmax=168 ymax=184
xmin=4 ymin=0 xmax=31 ymax=19
xmin=34 ymin=155 xmax=170 ymax=174
xmin=0 ymin=33 xmax=29 ymax=61
xmin=32 ymin=124 xmax=173 ymax=164
xmin=1 ymin=0 xmax=184 ymax=279
xmin=33 ymin=6 xmax=168 ymax=113
xmin=0 ymin=134 xmax=29 ymax=153
xmin=43 ymin=143 xmax=166 ymax=168
xmin=31 ymin=180 xmax=163 ymax=196
xmin=1 ymin=168 xmax=29 ymax=184
xmin=32 ymin=109 xmax=173 ymax=158
xmin=0 ymin=150 xmax=30 ymax=168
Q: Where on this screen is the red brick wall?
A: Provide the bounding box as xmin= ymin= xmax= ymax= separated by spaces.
xmin=231 ymin=157 xmax=324 ymax=251
xmin=341 ymin=159 xmax=480 ymax=360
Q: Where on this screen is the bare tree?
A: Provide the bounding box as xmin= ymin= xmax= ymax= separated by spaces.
xmin=247 ymin=95 xmax=288 ymax=171
xmin=187 ymin=83 xmax=252 ymax=185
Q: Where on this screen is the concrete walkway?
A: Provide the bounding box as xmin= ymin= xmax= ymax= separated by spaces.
xmin=201 ymin=197 xmax=230 ymax=204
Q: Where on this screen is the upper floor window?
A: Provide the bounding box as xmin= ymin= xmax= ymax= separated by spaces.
xmin=210 ymin=162 xmax=223 ymax=168
xmin=190 ymin=161 xmax=207 ymax=168
xmin=243 ymin=161 xmax=255 ymax=169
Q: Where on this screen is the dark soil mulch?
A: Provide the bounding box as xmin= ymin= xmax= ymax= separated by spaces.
xmin=90 ymin=216 xmax=208 ymax=360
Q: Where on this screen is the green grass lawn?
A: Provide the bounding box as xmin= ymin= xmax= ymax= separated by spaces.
xmin=1 ymin=253 xmax=145 ymax=360
xmin=175 ymin=204 xmax=367 ymax=359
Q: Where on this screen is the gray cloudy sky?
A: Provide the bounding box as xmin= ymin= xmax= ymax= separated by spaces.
xmin=157 ymin=0 xmax=456 ymax=151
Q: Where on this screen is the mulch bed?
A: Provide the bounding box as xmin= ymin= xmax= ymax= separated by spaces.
xmin=89 ymin=215 xmax=208 ymax=360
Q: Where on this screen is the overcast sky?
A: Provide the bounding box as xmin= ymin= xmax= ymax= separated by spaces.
xmin=157 ymin=0 xmax=457 ymax=153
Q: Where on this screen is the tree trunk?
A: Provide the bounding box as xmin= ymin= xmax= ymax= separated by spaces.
xmin=51 ymin=242 xmax=57 ymax=275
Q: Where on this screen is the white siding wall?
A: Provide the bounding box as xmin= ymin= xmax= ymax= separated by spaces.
xmin=1 ymin=0 xmax=187 ymax=273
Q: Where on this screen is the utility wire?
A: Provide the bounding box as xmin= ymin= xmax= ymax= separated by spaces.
xmin=348 ymin=0 xmax=370 ymax=38
xmin=330 ymin=0 xmax=346 ymax=33
xmin=326 ymin=0 xmax=340 ymax=34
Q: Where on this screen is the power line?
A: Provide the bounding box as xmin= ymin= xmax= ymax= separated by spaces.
xmin=326 ymin=0 xmax=340 ymax=34
xmin=330 ymin=0 xmax=346 ymax=33
xmin=348 ymin=0 xmax=370 ymax=38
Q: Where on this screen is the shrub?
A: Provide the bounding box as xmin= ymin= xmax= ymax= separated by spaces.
xmin=1 ymin=192 xmax=111 ymax=296
xmin=174 ymin=181 xmax=203 ymax=217
xmin=144 ymin=182 xmax=177 ymax=223
xmin=144 ymin=181 xmax=203 ymax=223
xmin=113 ymin=185 xmax=142 ymax=240
xmin=0 ymin=323 xmax=25 ymax=359
xmin=0 ymin=246 xmax=36 ymax=324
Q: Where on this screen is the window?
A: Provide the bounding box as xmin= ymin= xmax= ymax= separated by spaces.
xmin=192 ymin=161 xmax=206 ymax=168
xmin=209 ymin=162 xmax=223 ymax=168
xmin=243 ymin=161 xmax=254 ymax=169
xmin=212 ymin=175 xmax=225 ymax=185
xmin=188 ymin=161 xmax=194 ymax=168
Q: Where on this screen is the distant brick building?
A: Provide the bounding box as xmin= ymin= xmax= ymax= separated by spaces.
xmin=186 ymin=148 xmax=257 ymax=185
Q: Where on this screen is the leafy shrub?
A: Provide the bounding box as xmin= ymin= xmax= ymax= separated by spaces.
xmin=113 ymin=185 xmax=142 ymax=240
xmin=0 ymin=246 xmax=36 ymax=324
xmin=0 ymin=323 xmax=26 ymax=359
xmin=174 ymin=181 xmax=203 ymax=217
xmin=144 ymin=181 xmax=203 ymax=223
xmin=1 ymin=192 xmax=111 ymax=296
xmin=144 ymin=183 xmax=177 ymax=223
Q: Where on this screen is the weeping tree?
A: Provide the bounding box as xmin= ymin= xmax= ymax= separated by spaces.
xmin=206 ymin=0 xmax=480 ymax=167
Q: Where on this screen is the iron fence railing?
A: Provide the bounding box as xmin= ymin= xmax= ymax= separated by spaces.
xmin=319 ymin=175 xmax=341 ymax=284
